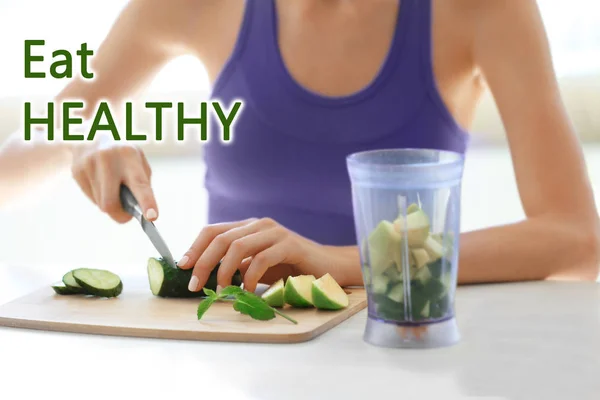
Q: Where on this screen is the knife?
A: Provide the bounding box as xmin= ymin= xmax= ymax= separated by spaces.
xmin=119 ymin=184 xmax=177 ymax=269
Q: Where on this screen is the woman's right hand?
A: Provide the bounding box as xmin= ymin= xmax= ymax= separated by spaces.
xmin=70 ymin=139 xmax=158 ymax=224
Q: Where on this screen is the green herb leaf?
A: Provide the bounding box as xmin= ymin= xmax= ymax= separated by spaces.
xmin=195 ymin=287 xmax=298 ymax=324
xmin=232 ymin=292 xmax=276 ymax=321
xmin=218 ymin=286 xmax=244 ymax=297
xmin=197 ymin=297 xmax=216 ymax=320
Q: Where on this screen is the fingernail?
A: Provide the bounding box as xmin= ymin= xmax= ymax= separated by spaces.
xmin=216 ymin=285 xmax=223 ymax=294
xmin=177 ymin=256 xmax=189 ymax=267
xmin=146 ymin=208 xmax=158 ymax=220
xmin=188 ymin=276 xmax=199 ymax=292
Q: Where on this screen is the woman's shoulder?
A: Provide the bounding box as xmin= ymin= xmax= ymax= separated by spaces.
xmin=121 ymin=0 xmax=245 ymax=58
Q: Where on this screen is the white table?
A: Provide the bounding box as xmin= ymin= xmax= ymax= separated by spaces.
xmin=1 ymin=263 xmax=599 ymax=400
xmin=1 ymin=147 xmax=599 ymax=399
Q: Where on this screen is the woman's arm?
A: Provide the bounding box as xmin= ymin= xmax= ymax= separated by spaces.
xmin=0 ymin=0 xmax=198 ymax=217
xmin=458 ymin=0 xmax=600 ymax=283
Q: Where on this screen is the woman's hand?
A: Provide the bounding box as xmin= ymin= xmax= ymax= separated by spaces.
xmin=70 ymin=138 xmax=158 ymax=224
xmin=178 ymin=218 xmax=356 ymax=293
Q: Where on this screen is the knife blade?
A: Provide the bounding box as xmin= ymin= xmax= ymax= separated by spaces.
xmin=119 ymin=184 xmax=177 ymax=269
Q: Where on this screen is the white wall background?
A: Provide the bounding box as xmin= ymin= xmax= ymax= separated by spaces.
xmin=0 ymin=0 xmax=599 ymax=279
xmin=0 ymin=0 xmax=600 ymax=149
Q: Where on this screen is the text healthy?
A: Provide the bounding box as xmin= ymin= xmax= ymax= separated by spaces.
xmin=22 ymin=40 xmax=243 ymax=142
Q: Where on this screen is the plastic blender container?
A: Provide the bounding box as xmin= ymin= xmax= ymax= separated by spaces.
xmin=347 ymin=148 xmax=464 ymax=348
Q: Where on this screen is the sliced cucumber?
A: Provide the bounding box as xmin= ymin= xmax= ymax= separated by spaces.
xmin=72 ymin=268 xmax=123 ymax=298
xmin=413 ymin=264 xmax=433 ymax=287
xmin=52 ymin=282 xmax=85 ymax=295
xmin=62 ymin=271 xmax=82 ymax=289
xmin=387 ymin=283 xmax=405 ymax=303
xmin=147 ymin=257 xmax=242 ymax=298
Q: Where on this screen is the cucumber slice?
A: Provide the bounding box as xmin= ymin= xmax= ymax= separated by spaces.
xmin=72 ymin=268 xmax=123 ymax=298
xmin=424 ymin=278 xmax=447 ymax=300
xmin=374 ymin=294 xmax=405 ymax=321
xmin=430 ymin=295 xmax=451 ymax=319
xmin=62 ymin=271 xmax=82 ymax=289
xmin=387 ymin=282 xmax=405 ymax=303
xmin=147 ymin=257 xmax=242 ymax=298
xmin=413 ymin=264 xmax=433 ymax=287
xmin=51 ymin=282 xmax=85 ymax=295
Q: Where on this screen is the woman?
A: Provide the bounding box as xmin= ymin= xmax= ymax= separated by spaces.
xmin=1 ymin=0 xmax=598 ymax=293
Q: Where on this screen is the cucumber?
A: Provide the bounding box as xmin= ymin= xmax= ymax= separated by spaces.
xmin=430 ymin=295 xmax=451 ymax=319
xmin=373 ymin=294 xmax=405 ymax=321
xmin=62 ymin=271 xmax=82 ymax=289
xmin=52 ymin=282 xmax=85 ymax=295
xmin=147 ymin=257 xmax=242 ymax=298
xmin=387 ymin=282 xmax=405 ymax=303
xmin=72 ymin=268 xmax=123 ymax=298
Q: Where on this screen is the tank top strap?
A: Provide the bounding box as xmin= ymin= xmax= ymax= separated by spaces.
xmin=414 ymin=0 xmax=470 ymax=139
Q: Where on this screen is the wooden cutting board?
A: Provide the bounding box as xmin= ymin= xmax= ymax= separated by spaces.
xmin=0 ymin=275 xmax=367 ymax=343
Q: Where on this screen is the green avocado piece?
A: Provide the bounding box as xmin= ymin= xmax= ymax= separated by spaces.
xmin=372 ymin=274 xmax=390 ymax=295
xmin=367 ymin=221 xmax=403 ymax=275
xmin=393 ymin=209 xmax=431 ymax=247
xmin=406 ymin=203 xmax=420 ymax=214
xmin=411 ymin=248 xmax=430 ymax=269
xmin=423 ymin=235 xmax=445 ymax=262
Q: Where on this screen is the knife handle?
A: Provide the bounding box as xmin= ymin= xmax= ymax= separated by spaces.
xmin=119 ymin=184 xmax=143 ymax=222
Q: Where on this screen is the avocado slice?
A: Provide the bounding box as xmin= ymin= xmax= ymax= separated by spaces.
xmin=406 ymin=203 xmax=420 ymax=214
xmin=367 ymin=220 xmax=402 ymax=275
xmin=423 ymin=235 xmax=445 ymax=262
xmin=311 ymin=273 xmax=349 ymax=310
xmin=261 ymin=278 xmax=285 ymax=307
xmin=372 ymin=274 xmax=390 ymax=295
xmin=393 ymin=209 xmax=431 ymax=247
xmin=284 ymin=275 xmax=316 ymax=307
xmin=411 ymin=248 xmax=430 ymax=269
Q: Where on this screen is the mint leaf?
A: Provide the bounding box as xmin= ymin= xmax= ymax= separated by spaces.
xmin=219 ymin=286 xmax=244 ymax=297
xmin=195 ymin=287 xmax=298 ymax=324
xmin=197 ymin=297 xmax=216 ymax=320
xmin=233 ymin=294 xmax=276 ymax=321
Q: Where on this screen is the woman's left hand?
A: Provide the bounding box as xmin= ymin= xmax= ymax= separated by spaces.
xmin=177 ymin=217 xmax=337 ymax=293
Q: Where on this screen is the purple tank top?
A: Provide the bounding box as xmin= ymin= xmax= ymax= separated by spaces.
xmin=204 ymin=0 xmax=469 ymax=246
